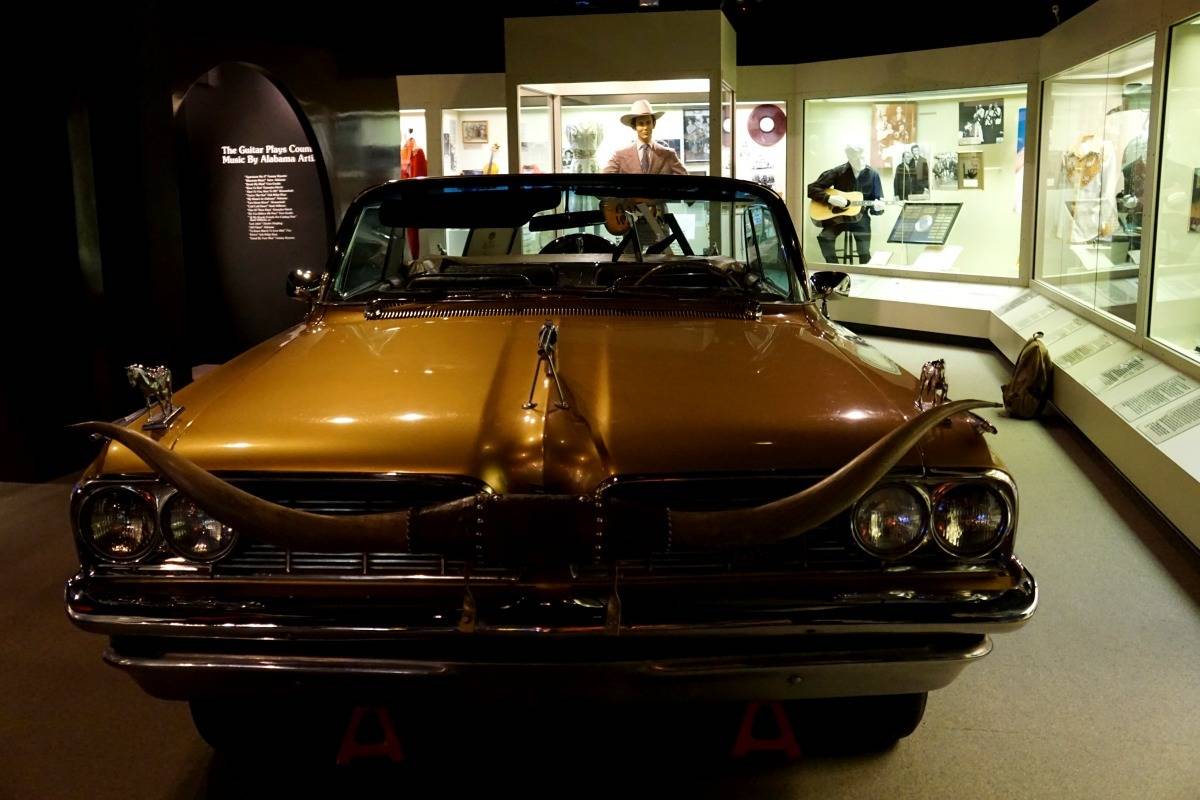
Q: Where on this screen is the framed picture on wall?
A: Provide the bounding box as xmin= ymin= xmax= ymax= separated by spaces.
xmin=683 ymin=108 xmax=710 ymax=163
xmin=462 ymin=120 xmax=489 ymax=143
xmin=933 ymin=152 xmax=958 ymax=190
xmin=871 ymin=102 xmax=916 ymax=168
xmin=958 ymin=151 xmax=984 ymax=189
xmin=959 ymin=99 xmax=1004 ymax=145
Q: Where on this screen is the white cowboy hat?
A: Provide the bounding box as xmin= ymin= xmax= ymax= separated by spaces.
xmin=620 ymin=99 xmax=664 ymax=127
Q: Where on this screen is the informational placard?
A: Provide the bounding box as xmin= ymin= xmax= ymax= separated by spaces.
xmin=995 ymin=291 xmax=1036 ymax=317
xmin=176 ymin=62 xmax=334 ymax=363
xmin=242 ymin=173 xmax=301 ymax=241
xmin=1044 ymin=317 xmax=1088 ymax=345
xmin=1139 ymin=396 xmax=1200 ymax=444
xmin=1116 ymin=375 xmax=1199 ymax=422
xmin=1013 ymin=304 xmax=1059 ymax=333
xmin=1056 ymin=334 xmax=1117 ymax=368
xmin=886 ymin=202 xmax=962 ymax=245
xmin=1085 ymin=353 xmax=1158 ymax=393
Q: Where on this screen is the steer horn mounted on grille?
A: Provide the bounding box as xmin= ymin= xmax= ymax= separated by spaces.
xmin=69 ymin=421 xmax=477 ymax=552
xmin=73 ymin=398 xmax=996 ymax=555
xmin=667 ymin=398 xmax=999 ymax=550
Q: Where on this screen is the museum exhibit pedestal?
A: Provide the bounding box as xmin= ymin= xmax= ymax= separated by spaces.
xmin=834 ymin=275 xmax=1200 ymax=549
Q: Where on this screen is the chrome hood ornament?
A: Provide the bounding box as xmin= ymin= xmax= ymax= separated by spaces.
xmin=915 ymin=359 xmax=948 ymax=411
xmin=523 ymin=320 xmax=568 ymax=411
xmin=126 ymin=364 xmax=184 ymax=431
xmin=915 ymin=358 xmax=997 ymax=435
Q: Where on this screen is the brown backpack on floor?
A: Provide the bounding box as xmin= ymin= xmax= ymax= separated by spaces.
xmin=1002 ymin=331 xmax=1053 ymax=419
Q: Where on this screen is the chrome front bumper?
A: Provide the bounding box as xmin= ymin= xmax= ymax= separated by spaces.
xmin=104 ymin=634 xmax=994 ymax=702
xmin=66 ymin=560 xmax=1036 ymax=701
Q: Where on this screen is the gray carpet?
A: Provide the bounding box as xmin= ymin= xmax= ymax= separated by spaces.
xmin=1 ymin=336 xmax=1196 ymax=798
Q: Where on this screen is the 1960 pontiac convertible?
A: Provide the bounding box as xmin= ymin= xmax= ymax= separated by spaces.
xmin=67 ymin=174 xmax=1035 ymax=749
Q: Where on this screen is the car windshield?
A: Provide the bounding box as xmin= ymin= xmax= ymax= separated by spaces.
xmin=331 ymin=178 xmax=801 ymax=302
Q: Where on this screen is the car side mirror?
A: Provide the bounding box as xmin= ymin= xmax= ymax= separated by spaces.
xmin=287 ymin=269 xmax=326 ymax=305
xmin=809 ymin=271 xmax=850 ymax=316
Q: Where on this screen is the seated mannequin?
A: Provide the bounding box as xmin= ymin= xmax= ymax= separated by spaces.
xmin=806 ymin=143 xmax=886 ymax=264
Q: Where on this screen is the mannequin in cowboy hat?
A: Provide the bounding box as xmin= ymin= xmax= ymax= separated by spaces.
xmin=603 ymin=100 xmax=688 ymax=175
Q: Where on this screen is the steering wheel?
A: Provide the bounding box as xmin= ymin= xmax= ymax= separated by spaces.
xmin=632 ymin=263 xmax=739 ymax=288
xmin=539 ymin=233 xmax=615 ymax=255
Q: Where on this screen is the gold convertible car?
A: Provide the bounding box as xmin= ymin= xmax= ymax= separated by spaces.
xmin=67 ymin=174 xmax=1035 ymax=749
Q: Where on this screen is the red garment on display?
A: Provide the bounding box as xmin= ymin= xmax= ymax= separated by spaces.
xmin=400 ymin=138 xmax=428 ymax=256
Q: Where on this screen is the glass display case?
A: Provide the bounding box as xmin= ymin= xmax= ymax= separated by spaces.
xmin=1035 ymin=36 xmax=1156 ymax=326
xmin=441 ymin=107 xmax=509 ymax=177
xmin=1149 ymin=15 xmax=1200 ymax=362
xmin=804 ymin=84 xmax=1028 ymax=278
xmin=736 ymin=101 xmax=787 ymax=196
xmin=516 ymin=79 xmax=713 ymax=175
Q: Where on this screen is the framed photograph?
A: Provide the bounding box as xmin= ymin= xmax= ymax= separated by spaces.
xmin=959 ymin=99 xmax=1004 ymax=145
xmin=871 ymin=102 xmax=917 ymax=168
xmin=1190 ymin=168 xmax=1199 ymax=233
xmin=958 ymin=151 xmax=984 ymax=189
xmin=657 ymin=138 xmax=682 ymax=159
xmin=461 ymin=120 xmax=489 ymax=143
xmin=688 ymin=169 xmax=707 ymax=177
xmin=683 ymin=108 xmax=710 ymax=163
xmin=933 ymin=152 xmax=959 ymax=190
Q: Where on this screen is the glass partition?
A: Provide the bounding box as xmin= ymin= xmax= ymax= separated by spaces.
xmin=1149 ymin=16 xmax=1200 ymax=362
xmin=804 ymin=84 xmax=1027 ymax=278
xmin=1036 ymin=36 xmax=1156 ymax=326
xmin=721 ymin=84 xmax=734 ymax=179
xmin=519 ymin=89 xmax=553 ymax=175
xmin=441 ymin=107 xmax=508 ymax=176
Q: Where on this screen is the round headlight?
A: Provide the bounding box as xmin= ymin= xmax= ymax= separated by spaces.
xmin=852 ymin=485 xmax=928 ymax=558
xmin=80 ymin=487 xmax=158 ymax=561
xmin=932 ymin=483 xmax=1008 ymax=558
xmin=163 ymin=494 xmax=237 ymax=561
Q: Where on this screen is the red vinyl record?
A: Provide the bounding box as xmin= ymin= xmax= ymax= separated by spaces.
xmin=748 ymin=104 xmax=787 ymax=147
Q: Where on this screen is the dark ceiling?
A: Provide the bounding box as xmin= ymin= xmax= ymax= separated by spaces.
xmin=151 ymin=0 xmax=1102 ymax=76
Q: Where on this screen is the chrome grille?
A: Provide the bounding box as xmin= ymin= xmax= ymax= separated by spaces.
xmin=216 ymin=544 xmax=465 ymax=577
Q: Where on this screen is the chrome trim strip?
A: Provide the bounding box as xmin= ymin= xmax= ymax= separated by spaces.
xmin=67 ymin=568 xmax=1037 ymax=639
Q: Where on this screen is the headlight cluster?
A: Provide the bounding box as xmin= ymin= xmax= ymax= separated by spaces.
xmin=77 ymin=486 xmax=237 ymax=564
xmin=851 ymin=476 xmax=1012 ymax=561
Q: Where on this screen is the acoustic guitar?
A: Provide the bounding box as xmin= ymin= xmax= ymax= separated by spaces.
xmin=600 ymin=197 xmax=658 ymax=236
xmin=809 ymin=188 xmax=864 ymax=226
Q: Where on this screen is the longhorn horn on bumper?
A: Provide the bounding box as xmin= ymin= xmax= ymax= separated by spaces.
xmin=70 ymin=421 xmax=474 ymax=552
xmin=668 ymin=399 xmax=1000 ymax=551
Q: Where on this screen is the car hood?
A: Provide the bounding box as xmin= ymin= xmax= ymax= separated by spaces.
xmin=98 ymin=304 xmax=995 ymax=493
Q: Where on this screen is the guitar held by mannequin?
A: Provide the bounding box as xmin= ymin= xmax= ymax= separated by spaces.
xmin=809 ymin=188 xmax=865 ymax=226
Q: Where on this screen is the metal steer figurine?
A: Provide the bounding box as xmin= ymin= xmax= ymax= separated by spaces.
xmin=126 ymin=364 xmax=184 ymax=431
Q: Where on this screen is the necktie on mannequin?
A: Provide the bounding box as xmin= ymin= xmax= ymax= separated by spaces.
xmin=640 ymin=144 xmax=649 ymax=174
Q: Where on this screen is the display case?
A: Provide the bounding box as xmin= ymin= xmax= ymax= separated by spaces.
xmin=440 ymin=107 xmax=509 ymax=177
xmin=1149 ymin=15 xmax=1200 ymax=362
xmin=804 ymin=84 xmax=1028 ymax=278
xmin=1035 ymin=36 xmax=1156 ymax=327
xmin=514 ymin=79 xmax=714 ymax=176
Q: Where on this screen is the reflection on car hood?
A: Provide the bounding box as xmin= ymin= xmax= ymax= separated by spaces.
xmin=98 ymin=304 xmax=996 ymax=491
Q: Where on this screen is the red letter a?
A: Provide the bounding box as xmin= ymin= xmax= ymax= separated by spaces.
xmin=336 ymin=706 xmax=406 ymax=766
xmin=730 ymin=701 xmax=802 ymax=761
